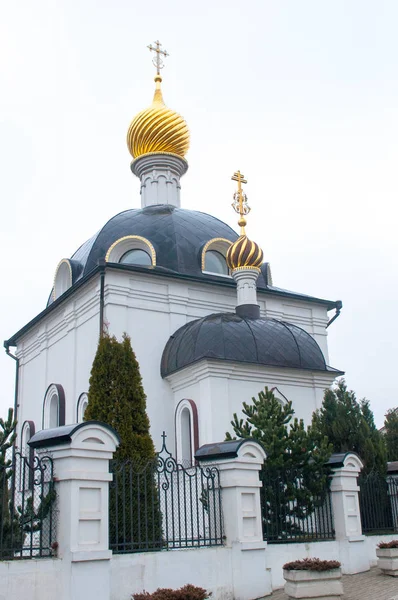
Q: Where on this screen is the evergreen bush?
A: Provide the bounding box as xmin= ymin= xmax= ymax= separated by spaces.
xmin=85 ymin=333 xmax=162 ymax=550
xmin=226 ymin=387 xmax=332 ymax=540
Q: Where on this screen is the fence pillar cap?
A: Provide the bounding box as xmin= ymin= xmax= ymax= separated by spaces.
xmin=195 ymin=438 xmax=266 ymax=463
xmin=28 ymin=421 xmax=120 ymax=453
xmin=328 ymin=451 xmax=363 ymax=474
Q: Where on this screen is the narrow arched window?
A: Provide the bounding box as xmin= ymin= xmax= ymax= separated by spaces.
xmin=20 ymin=421 xmax=35 ymax=490
xmin=77 ymin=393 xmax=89 ymax=423
xmin=43 ymin=384 xmax=66 ymax=429
xmin=180 ymin=408 xmax=192 ymax=466
xmin=175 ymin=399 xmax=199 ymax=468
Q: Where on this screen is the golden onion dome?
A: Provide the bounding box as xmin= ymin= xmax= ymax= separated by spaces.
xmin=226 ymin=235 xmax=264 ymax=272
xmin=127 ymin=75 xmax=190 ymax=159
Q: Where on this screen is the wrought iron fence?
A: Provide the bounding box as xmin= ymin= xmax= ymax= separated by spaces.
xmin=359 ymin=473 xmax=398 ymax=534
xmin=0 ymin=451 xmax=56 ymax=560
xmin=260 ymin=468 xmax=335 ymax=543
xmin=109 ymin=434 xmax=224 ymax=553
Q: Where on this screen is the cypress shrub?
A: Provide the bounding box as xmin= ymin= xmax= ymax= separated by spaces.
xmin=85 ymin=333 xmax=162 ymax=550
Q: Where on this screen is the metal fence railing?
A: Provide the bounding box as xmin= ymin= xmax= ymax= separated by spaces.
xmin=109 ymin=434 xmax=224 ymax=554
xmin=260 ymin=468 xmax=335 ymax=543
xmin=359 ymin=473 xmax=398 ymax=535
xmin=0 ymin=451 xmax=56 ymax=560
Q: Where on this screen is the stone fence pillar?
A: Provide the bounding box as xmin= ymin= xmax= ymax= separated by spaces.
xmin=329 ymin=452 xmax=370 ymax=574
xmin=196 ymin=439 xmax=271 ymax=600
xmin=29 ymin=421 xmax=119 ymax=600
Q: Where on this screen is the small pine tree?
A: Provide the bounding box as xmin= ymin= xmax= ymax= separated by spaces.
xmin=384 ymin=408 xmax=398 ymax=461
xmin=312 ymin=379 xmax=387 ymax=476
xmin=0 ymin=408 xmax=20 ymax=557
xmin=226 ymin=387 xmax=332 ymax=539
xmin=85 ymin=333 xmax=162 ymax=549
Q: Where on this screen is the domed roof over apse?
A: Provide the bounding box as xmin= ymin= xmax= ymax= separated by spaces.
xmin=161 ymin=312 xmax=343 ymax=378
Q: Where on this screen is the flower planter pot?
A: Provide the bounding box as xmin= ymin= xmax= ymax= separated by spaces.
xmin=283 ymin=568 xmax=343 ymax=599
xmin=376 ymin=547 xmax=398 ymax=577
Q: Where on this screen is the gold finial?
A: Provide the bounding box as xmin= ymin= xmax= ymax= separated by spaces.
xmin=147 ymin=40 xmax=169 ymax=77
xmin=231 ymin=170 xmax=250 ymax=234
xmin=126 ymin=42 xmax=190 ymax=159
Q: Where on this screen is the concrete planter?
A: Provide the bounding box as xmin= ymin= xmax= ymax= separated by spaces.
xmin=283 ymin=568 xmax=343 ymax=599
xmin=376 ymin=547 xmax=398 ymax=577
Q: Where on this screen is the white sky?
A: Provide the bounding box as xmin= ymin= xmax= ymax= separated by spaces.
xmin=1 ymin=0 xmax=397 ymax=427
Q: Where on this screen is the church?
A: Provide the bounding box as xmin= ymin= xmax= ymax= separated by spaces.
xmin=4 ymin=42 xmax=343 ymax=466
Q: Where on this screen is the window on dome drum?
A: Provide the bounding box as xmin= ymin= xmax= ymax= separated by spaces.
xmin=120 ymin=248 xmax=152 ymax=266
xmin=201 ymin=238 xmax=232 ymax=276
xmin=105 ymin=235 xmax=156 ymax=266
xmin=205 ymin=250 xmax=229 ymax=275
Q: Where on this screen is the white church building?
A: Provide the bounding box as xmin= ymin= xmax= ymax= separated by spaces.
xmin=4 ymin=44 xmax=343 ymax=466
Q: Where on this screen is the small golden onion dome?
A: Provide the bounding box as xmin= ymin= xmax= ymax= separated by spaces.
xmin=226 ymin=235 xmax=264 ymax=271
xmin=127 ymin=75 xmax=190 ymax=159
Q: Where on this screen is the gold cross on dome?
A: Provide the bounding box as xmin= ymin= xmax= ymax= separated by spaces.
xmin=231 ymin=170 xmax=250 ymax=234
xmin=148 ymin=40 xmax=169 ymax=75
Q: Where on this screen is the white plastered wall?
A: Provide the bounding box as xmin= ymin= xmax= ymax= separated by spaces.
xmin=13 ymin=267 xmax=335 ymax=451
xmin=167 ymin=360 xmax=338 ymax=446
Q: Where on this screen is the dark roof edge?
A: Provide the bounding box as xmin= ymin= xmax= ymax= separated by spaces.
xmin=162 ymin=354 xmax=344 ymax=379
xmin=4 ymin=262 xmax=339 ymax=347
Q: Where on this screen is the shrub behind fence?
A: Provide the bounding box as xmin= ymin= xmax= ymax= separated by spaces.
xmin=0 ymin=451 xmax=56 ymax=560
xmin=109 ymin=434 xmax=224 ymax=553
xmin=260 ymin=468 xmax=335 ymax=543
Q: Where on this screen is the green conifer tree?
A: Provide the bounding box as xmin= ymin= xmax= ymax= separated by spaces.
xmin=384 ymin=408 xmax=398 ymax=461
xmin=311 ymin=379 xmax=387 ymax=476
xmin=0 ymin=408 xmax=19 ymax=557
xmin=85 ymin=333 xmax=162 ymax=549
xmin=226 ymin=387 xmax=332 ymax=540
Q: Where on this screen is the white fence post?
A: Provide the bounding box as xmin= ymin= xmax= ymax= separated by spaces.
xmin=29 ymin=421 xmax=119 ymax=600
xmin=196 ymin=439 xmax=271 ymax=600
xmin=329 ymin=452 xmax=370 ymax=574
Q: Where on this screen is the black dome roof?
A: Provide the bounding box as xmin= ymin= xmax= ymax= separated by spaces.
xmin=69 ymin=205 xmax=268 ymax=285
xmin=161 ymin=313 xmax=332 ymax=377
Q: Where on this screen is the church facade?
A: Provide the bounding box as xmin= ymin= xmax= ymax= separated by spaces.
xmin=4 ymin=44 xmax=343 ymax=464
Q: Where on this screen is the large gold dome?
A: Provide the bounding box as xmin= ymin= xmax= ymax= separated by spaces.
xmin=127 ymin=75 xmax=190 ymax=159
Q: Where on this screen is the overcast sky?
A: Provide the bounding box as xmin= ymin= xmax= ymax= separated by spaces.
xmin=1 ymin=0 xmax=397 ymax=427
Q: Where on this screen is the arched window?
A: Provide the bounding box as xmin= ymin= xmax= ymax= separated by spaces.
xmin=205 ymin=250 xmax=228 ymax=275
xmin=20 ymin=421 xmax=35 ymax=490
xmin=53 ymin=259 xmax=73 ymax=300
xmin=76 ymin=392 xmax=89 ymax=423
xmin=120 ymin=248 xmax=151 ymax=266
xmin=43 ymin=384 xmax=66 ymax=429
xmin=105 ymin=235 xmax=156 ymax=266
xmin=175 ymin=399 xmax=199 ymax=467
xmin=201 ymin=238 xmax=232 ymax=276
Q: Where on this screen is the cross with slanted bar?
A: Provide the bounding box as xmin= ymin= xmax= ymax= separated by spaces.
xmin=148 ymin=40 xmax=169 ymax=75
xmin=231 ymin=170 xmax=250 ymax=233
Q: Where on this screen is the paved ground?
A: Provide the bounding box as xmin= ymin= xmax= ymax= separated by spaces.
xmin=270 ymin=568 xmax=398 ymax=599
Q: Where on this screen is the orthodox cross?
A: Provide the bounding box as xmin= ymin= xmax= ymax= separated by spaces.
xmin=148 ymin=40 xmax=169 ymax=75
xmin=231 ymin=170 xmax=250 ymax=234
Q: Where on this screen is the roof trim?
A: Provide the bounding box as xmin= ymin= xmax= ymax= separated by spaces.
xmin=163 ymin=355 xmax=344 ymax=379
xmin=4 ymin=262 xmax=339 ymax=347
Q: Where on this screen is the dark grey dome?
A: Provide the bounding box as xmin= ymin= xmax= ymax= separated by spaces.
xmin=161 ymin=313 xmax=332 ymax=377
xmin=47 ymin=205 xmax=272 ymax=305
